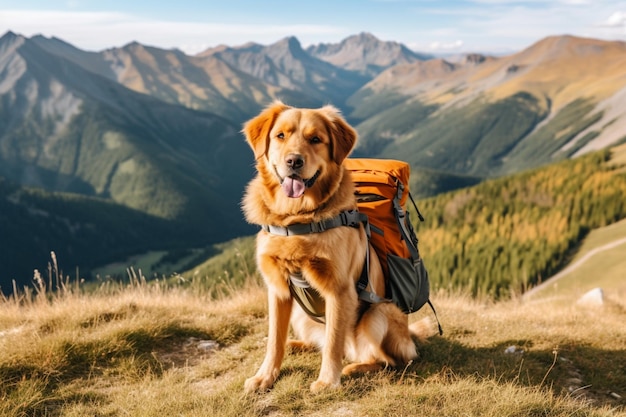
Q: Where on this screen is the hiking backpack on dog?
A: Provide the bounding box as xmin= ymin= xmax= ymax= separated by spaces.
xmin=344 ymin=159 xmax=441 ymax=333
xmin=262 ymin=158 xmax=441 ymax=333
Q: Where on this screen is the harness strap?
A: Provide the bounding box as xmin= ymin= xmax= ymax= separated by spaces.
xmin=289 ymin=272 xmax=326 ymax=324
xmin=261 ymin=210 xmax=364 ymax=236
xmin=264 ymin=210 xmax=388 ymax=323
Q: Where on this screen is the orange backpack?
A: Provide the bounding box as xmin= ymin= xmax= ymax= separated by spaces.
xmin=265 ymin=158 xmax=440 ymax=331
xmin=344 ymin=159 xmax=440 ymax=331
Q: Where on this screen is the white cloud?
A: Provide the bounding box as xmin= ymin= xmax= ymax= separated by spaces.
xmin=603 ymin=11 xmax=626 ymax=27
xmin=0 ymin=9 xmax=346 ymax=53
xmin=428 ymin=40 xmax=464 ymax=51
xmin=470 ymin=0 xmax=590 ymax=4
xmin=559 ymin=0 xmax=592 ymax=4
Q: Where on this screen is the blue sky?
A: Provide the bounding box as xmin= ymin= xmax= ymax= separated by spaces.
xmin=1 ymin=0 xmax=626 ymax=55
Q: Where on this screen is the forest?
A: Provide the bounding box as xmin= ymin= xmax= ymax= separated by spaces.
xmin=417 ymin=148 xmax=626 ymax=296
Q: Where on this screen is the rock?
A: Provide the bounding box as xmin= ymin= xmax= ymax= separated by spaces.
xmin=197 ymin=340 xmax=219 ymax=352
xmin=576 ymin=287 xmax=604 ymax=307
xmin=566 ymin=377 xmax=583 ymax=385
xmin=504 ymin=345 xmax=524 ymax=355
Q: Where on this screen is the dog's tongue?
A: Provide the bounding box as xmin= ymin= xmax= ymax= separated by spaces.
xmin=282 ymin=176 xmax=306 ymax=198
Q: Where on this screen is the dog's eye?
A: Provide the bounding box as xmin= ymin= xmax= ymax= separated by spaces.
xmin=277 ymin=132 xmax=284 ymax=140
xmin=309 ymin=136 xmax=321 ymax=144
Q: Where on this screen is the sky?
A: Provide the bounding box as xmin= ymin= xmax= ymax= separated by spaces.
xmin=1 ymin=0 xmax=626 ymax=55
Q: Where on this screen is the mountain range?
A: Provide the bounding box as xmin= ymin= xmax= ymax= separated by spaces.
xmin=1 ymin=30 xmax=626 ymax=289
xmin=351 ymin=35 xmax=626 ymax=177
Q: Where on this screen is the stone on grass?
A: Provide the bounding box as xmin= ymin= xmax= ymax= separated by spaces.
xmin=576 ymin=287 xmax=604 ymax=307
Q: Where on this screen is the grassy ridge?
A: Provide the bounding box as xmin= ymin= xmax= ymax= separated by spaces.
xmin=0 ymin=279 xmax=624 ymax=416
xmin=524 ymin=218 xmax=626 ymax=301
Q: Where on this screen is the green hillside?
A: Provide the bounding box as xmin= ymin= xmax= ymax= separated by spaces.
xmin=354 ymin=92 xmax=549 ymax=176
xmin=0 ymin=177 xmax=222 ymax=292
xmin=523 ymin=217 xmax=626 ymax=301
xmin=0 ymin=34 xmax=260 ymax=288
xmin=409 ymin=167 xmax=483 ymax=199
xmin=418 ymin=147 xmax=626 ymax=297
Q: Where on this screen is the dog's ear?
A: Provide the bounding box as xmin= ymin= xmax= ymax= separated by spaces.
xmin=243 ymin=101 xmax=290 ymax=159
xmin=322 ymin=105 xmax=358 ymax=165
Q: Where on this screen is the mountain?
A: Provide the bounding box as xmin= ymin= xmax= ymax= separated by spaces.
xmin=0 ymin=31 xmax=256 ymax=284
xmin=32 ymin=33 xmax=373 ymax=122
xmin=28 ymin=35 xmax=277 ymax=121
xmin=349 ymin=35 xmax=626 ymax=177
xmin=200 ymin=36 xmax=368 ymax=108
xmin=4 ymin=30 xmax=626 ymax=289
xmin=307 ymin=32 xmax=432 ymax=77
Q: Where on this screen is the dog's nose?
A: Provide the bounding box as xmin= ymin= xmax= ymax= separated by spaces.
xmin=285 ymin=153 xmax=304 ymax=170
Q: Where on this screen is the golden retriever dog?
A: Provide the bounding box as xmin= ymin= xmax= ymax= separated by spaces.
xmin=242 ymin=101 xmax=427 ymax=393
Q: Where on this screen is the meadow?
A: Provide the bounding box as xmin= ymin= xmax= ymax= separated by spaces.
xmin=1 ymin=265 xmax=624 ymax=416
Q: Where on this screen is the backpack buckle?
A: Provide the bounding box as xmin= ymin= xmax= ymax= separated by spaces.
xmin=339 ymin=210 xmax=360 ymax=228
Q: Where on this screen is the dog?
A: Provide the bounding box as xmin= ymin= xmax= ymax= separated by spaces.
xmin=242 ymin=101 xmax=427 ymax=393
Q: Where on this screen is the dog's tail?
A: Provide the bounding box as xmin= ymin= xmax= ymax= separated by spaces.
xmin=409 ymin=317 xmax=437 ymax=342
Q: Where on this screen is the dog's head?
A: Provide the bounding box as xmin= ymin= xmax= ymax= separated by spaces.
xmin=243 ymin=101 xmax=357 ymax=200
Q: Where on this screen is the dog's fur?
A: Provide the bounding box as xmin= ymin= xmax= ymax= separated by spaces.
xmin=242 ymin=101 xmax=427 ymax=393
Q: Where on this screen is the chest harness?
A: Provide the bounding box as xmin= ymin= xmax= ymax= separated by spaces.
xmin=261 ymin=209 xmax=388 ymax=324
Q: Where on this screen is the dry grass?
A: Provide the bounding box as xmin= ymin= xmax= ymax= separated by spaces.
xmin=1 ymin=278 xmax=624 ymax=416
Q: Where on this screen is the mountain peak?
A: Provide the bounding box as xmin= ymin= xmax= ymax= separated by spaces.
xmin=517 ymin=34 xmax=626 ymax=62
xmin=265 ymin=36 xmax=308 ymax=61
xmin=273 ymin=36 xmax=304 ymax=51
xmin=307 ymin=32 xmax=428 ymax=76
xmin=1 ymin=31 xmax=23 ymax=45
xmin=123 ymin=41 xmax=144 ymax=50
xmin=0 ymin=31 xmax=26 ymax=54
xmin=1 ymin=30 xmax=19 ymax=41
xmin=353 ymin=32 xmax=379 ymax=42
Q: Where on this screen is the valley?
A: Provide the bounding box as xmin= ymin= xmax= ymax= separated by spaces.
xmin=1 ymin=30 xmax=626 ymax=296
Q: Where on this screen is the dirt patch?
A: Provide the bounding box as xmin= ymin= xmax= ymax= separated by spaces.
xmin=153 ymin=337 xmax=219 ymax=368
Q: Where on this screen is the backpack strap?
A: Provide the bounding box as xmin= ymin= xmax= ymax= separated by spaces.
xmin=261 ymin=210 xmax=363 ymax=236
xmin=355 ymin=223 xmax=390 ymax=305
xmin=427 ymin=299 xmax=444 ymax=336
xmin=392 ymin=181 xmax=421 ymax=261
xmin=407 ymin=191 xmax=425 ymax=222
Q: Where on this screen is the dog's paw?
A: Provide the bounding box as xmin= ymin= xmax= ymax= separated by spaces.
xmin=287 ymin=339 xmax=316 ymax=352
xmin=244 ymin=374 xmax=275 ymax=393
xmin=310 ymin=378 xmax=340 ymax=393
xmin=341 ymin=362 xmax=384 ymax=376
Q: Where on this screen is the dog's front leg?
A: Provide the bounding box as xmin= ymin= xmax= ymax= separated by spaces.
xmin=310 ymin=290 xmax=357 ymax=392
xmin=245 ymin=290 xmax=293 ymax=393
